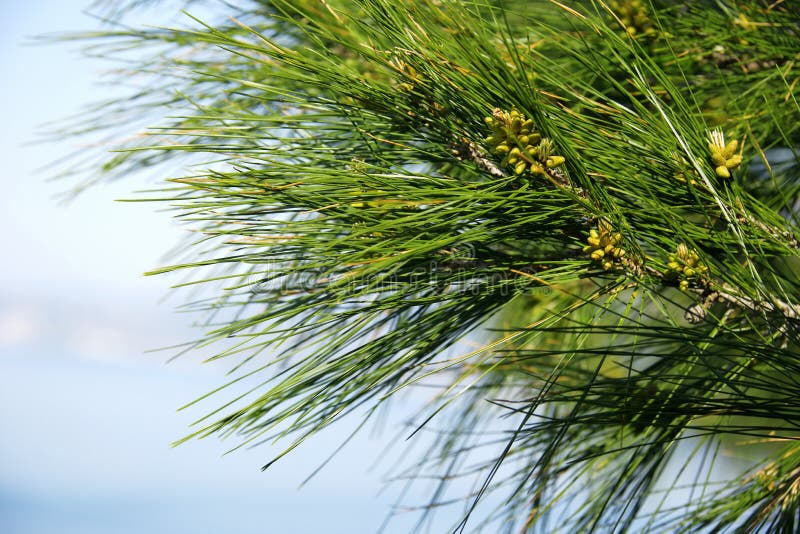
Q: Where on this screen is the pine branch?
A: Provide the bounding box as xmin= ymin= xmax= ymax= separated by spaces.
xmin=51 ymin=0 xmax=800 ymax=531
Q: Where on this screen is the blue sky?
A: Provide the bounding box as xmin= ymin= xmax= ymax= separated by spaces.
xmin=0 ymin=2 xmax=465 ymax=532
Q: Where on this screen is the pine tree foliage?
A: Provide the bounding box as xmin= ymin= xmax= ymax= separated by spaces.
xmin=58 ymin=0 xmax=800 ymax=531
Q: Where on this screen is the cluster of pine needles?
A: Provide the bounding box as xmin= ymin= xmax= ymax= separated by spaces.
xmin=57 ymin=0 xmax=800 ymax=531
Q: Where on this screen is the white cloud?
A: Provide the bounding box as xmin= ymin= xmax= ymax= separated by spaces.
xmin=0 ymin=306 xmax=41 ymax=347
xmin=66 ymin=322 xmax=132 ymax=363
xmin=0 ymin=293 xmax=190 ymax=364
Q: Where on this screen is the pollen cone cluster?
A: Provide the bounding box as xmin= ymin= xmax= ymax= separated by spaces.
xmin=667 ymin=243 xmax=708 ymax=291
xmin=583 ymin=221 xmax=626 ymax=270
xmin=609 ymin=0 xmax=653 ymax=36
xmin=484 ymin=108 xmax=565 ymax=176
xmin=708 ymin=129 xmax=742 ymax=179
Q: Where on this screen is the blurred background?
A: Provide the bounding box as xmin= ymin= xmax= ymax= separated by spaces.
xmin=0 ymin=2 xmax=451 ymax=532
